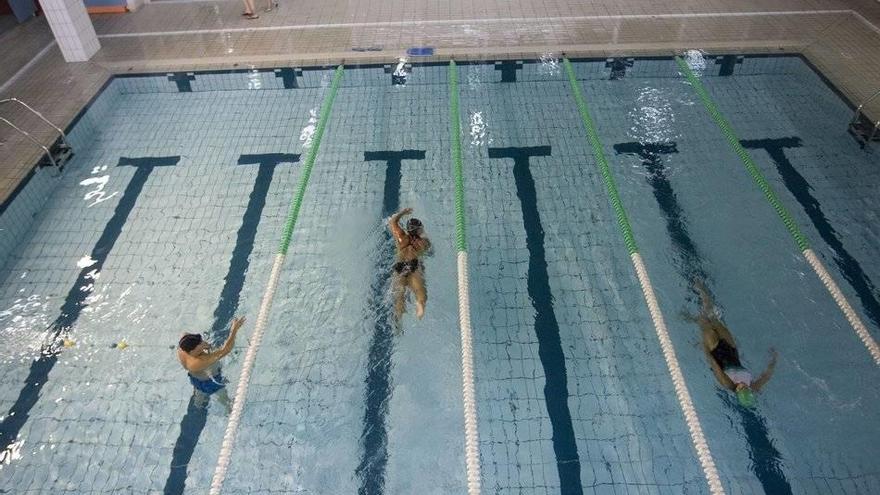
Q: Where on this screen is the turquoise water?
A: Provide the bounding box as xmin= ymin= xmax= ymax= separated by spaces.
xmin=0 ymin=56 xmax=878 ymax=494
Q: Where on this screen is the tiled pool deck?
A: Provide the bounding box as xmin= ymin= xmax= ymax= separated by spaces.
xmin=2 ymin=0 xmax=880 ymax=206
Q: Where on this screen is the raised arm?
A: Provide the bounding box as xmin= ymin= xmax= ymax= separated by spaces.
xmin=751 ymin=348 xmax=778 ymax=392
xmin=389 ymin=207 xmax=412 ymax=244
xmin=190 ymin=317 xmax=245 ymax=372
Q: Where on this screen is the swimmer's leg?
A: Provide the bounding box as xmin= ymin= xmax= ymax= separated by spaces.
xmin=408 ymin=271 xmax=427 ymax=319
xmin=392 ymin=274 xmax=406 ymax=320
xmin=193 ymin=389 xmax=209 ymax=409
xmin=216 ymin=389 xmax=233 ymax=414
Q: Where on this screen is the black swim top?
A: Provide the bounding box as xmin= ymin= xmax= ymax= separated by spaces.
xmin=710 ymin=339 xmax=742 ymax=370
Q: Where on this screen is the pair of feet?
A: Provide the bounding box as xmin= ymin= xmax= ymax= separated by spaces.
xmin=243 ymin=2 xmax=278 ymax=18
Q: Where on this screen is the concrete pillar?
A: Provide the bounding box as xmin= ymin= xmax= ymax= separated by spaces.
xmin=39 ymin=0 xmax=101 ymax=62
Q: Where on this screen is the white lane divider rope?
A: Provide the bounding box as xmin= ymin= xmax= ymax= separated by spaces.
xmin=675 ymin=56 xmax=880 ymax=367
xmin=210 ymin=253 xmax=284 ymax=494
xmin=457 ymin=252 xmax=482 ymax=495
xmin=564 ymin=57 xmax=724 ymax=495
xmin=804 ymin=249 xmax=880 ymax=365
xmin=449 ymin=60 xmax=482 ymax=495
xmin=632 ymin=254 xmax=725 ymax=494
xmin=208 ymin=65 xmax=344 ymax=494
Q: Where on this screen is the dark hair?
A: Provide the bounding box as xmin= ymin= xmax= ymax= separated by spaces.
xmin=178 ymin=333 xmax=203 ymax=352
xmin=406 ymin=218 xmax=423 ymax=233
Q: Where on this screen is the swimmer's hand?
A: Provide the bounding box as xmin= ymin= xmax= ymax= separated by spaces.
xmin=231 ymin=316 xmax=246 ymax=334
xmin=398 ymin=207 xmax=413 ymax=216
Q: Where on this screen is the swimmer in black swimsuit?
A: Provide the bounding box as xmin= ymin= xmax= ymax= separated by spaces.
xmin=389 ymin=207 xmax=431 ymax=320
xmin=685 ymin=279 xmax=777 ymax=408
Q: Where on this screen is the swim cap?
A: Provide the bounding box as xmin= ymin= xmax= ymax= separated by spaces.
xmin=736 ymin=387 xmax=756 ymax=408
xmin=406 ymin=218 xmax=423 ymax=232
xmin=178 ymin=333 xmax=203 ymax=352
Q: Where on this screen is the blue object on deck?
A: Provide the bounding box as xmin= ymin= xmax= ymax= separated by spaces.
xmin=406 ymin=47 xmax=435 ymax=57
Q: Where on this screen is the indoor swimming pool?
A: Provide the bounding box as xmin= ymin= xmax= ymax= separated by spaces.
xmin=0 ymin=54 xmax=878 ymax=494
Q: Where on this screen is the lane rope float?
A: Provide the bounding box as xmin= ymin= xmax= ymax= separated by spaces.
xmin=209 ymin=65 xmax=344 ymax=495
xmin=563 ymin=57 xmax=726 ymax=495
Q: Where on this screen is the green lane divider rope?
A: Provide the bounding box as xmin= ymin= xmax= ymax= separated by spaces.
xmin=562 ymin=58 xmax=639 ymax=255
xmin=210 ymin=64 xmax=345 ymax=495
xmin=563 ymin=58 xmax=725 ymax=495
xmin=279 ymin=65 xmax=344 ymax=255
xmin=449 ymin=60 xmax=482 ymax=495
xmin=449 ymin=61 xmax=468 ymax=253
xmin=674 ymin=56 xmax=810 ymax=252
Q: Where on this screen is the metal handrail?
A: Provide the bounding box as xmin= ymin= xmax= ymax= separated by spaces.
xmin=0 ymin=117 xmax=58 ymax=168
xmin=0 ymin=98 xmax=70 ymax=149
xmin=869 ymin=121 xmax=880 ymax=143
xmin=851 ymin=88 xmax=880 ymax=126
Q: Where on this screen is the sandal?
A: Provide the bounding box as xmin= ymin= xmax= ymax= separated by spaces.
xmin=245 ymin=13 xmax=259 ymax=19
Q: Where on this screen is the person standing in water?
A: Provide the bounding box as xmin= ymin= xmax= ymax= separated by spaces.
xmin=177 ymin=316 xmax=246 ymax=413
xmin=389 ymin=207 xmax=431 ymax=320
xmin=687 ymin=280 xmax=778 ymax=407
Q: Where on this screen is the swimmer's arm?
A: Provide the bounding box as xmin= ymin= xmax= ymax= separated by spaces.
xmin=196 ymin=317 xmax=246 ymax=369
xmin=706 ymin=348 xmax=737 ymax=391
xmin=389 ymin=208 xmax=412 ymax=244
xmin=751 ymin=348 xmax=778 ymax=393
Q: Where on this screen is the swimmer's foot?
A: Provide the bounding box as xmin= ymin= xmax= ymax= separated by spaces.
xmin=415 ymin=302 xmax=425 ymax=319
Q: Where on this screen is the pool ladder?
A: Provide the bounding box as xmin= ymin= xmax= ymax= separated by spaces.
xmin=848 ymin=88 xmax=880 ymax=147
xmin=0 ymin=98 xmax=73 ymax=171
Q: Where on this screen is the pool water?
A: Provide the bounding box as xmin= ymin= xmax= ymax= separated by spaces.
xmin=0 ymin=55 xmax=878 ymax=494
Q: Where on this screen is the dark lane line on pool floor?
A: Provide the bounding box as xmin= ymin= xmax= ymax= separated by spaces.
xmin=163 ymin=153 xmax=299 ymax=495
xmin=614 ymin=141 xmax=792 ymax=495
xmin=487 ymin=146 xmax=584 ymax=495
xmin=741 ymin=138 xmax=880 ymax=333
xmin=356 ymin=150 xmax=425 ymax=495
xmin=0 ymin=156 xmax=181 ymax=462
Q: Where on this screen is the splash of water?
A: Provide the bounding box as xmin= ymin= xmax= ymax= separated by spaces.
xmin=683 ymin=49 xmax=707 ymax=76
xmin=0 ymin=294 xmax=53 ymax=364
xmin=247 ymin=67 xmax=262 ymax=90
xmin=469 ymin=111 xmax=490 ymax=147
xmin=628 ymin=87 xmax=680 ymax=145
xmin=299 ymin=108 xmax=319 ymax=150
xmin=539 ymin=53 xmax=560 ymax=77
xmin=392 ymin=57 xmax=409 ymax=86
